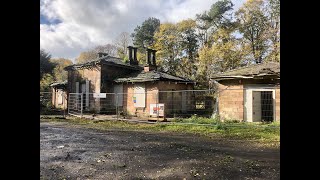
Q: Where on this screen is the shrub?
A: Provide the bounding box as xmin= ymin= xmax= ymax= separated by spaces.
xmin=215 ymin=123 xmax=227 ymax=130
xmin=224 ymin=119 xmax=240 ymax=124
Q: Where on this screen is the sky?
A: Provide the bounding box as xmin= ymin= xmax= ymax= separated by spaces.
xmin=40 ymin=0 xmax=246 ymax=62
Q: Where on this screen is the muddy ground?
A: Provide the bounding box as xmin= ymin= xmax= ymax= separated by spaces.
xmin=40 ymin=121 xmax=280 ymax=180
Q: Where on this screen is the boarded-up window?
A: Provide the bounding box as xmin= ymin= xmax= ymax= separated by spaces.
xmin=76 ymin=82 xmax=79 ymax=93
xmin=114 ymin=84 xmax=123 ymax=106
xmin=181 ymin=91 xmax=187 ymax=112
xmin=134 ymin=83 xmax=145 ymax=107
xmin=86 ymin=80 xmax=90 ymax=108
xmin=57 ymin=90 xmax=63 ymax=105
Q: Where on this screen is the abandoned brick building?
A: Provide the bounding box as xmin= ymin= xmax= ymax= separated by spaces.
xmin=64 ymin=47 xmax=196 ymax=118
xmin=210 ymin=62 xmax=280 ymax=122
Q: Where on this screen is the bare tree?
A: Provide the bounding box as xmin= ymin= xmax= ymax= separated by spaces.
xmin=75 ymin=44 xmax=118 ymax=64
xmin=114 ymin=32 xmax=131 ymax=59
xmin=94 ymin=44 xmax=117 ymax=57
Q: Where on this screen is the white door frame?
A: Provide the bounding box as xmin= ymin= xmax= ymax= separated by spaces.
xmin=244 ymin=85 xmax=276 ymax=122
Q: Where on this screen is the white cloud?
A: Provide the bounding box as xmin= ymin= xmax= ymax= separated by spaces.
xmin=40 ymin=0 xmax=245 ymax=61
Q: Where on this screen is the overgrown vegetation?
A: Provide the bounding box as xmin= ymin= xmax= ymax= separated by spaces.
xmin=41 ymin=117 xmax=280 ymax=146
xmin=40 ymin=0 xmax=279 ymax=90
xmin=130 ymin=0 xmax=279 ymax=86
xmin=40 ymin=49 xmax=73 ymax=91
xmin=172 ymin=115 xmax=219 ymax=124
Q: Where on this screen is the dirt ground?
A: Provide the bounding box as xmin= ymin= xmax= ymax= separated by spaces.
xmin=40 ymin=121 xmax=280 ymax=180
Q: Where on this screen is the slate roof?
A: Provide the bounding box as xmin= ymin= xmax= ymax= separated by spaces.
xmin=114 ymin=70 xmax=194 ymax=83
xmin=50 ymin=81 xmax=67 ymax=89
xmin=64 ymin=55 xmax=193 ymax=83
xmin=210 ymin=62 xmax=280 ymax=81
xmin=64 ymin=55 xmax=143 ymax=71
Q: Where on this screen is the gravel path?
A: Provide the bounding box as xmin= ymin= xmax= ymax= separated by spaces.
xmin=40 ymin=121 xmax=280 ymax=180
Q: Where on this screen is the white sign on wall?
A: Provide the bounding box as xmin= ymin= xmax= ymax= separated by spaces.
xmin=93 ymin=93 xmax=106 ymax=98
xmin=150 ymin=104 xmax=165 ymax=117
xmin=134 ymin=84 xmax=146 ymax=107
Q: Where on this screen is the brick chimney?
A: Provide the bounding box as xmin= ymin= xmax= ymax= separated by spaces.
xmin=146 ymin=48 xmax=151 ymax=65
xmin=132 ymin=47 xmax=138 ymax=65
xmin=127 ymin=46 xmax=133 ymax=64
xmin=151 ymin=49 xmax=157 ymax=69
xmin=127 ymin=46 xmax=139 ymax=65
xmin=98 ymin=52 xmax=108 ymax=58
xmin=144 ymin=66 xmax=150 ymax=72
xmin=144 ymin=48 xmax=157 ymax=72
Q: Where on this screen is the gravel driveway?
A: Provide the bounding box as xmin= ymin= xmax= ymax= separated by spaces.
xmin=40 ymin=121 xmax=280 ymax=180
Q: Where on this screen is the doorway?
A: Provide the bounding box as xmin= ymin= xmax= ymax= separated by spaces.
xmin=79 ymin=80 xmax=90 ymax=110
xmin=252 ymin=91 xmax=274 ymax=122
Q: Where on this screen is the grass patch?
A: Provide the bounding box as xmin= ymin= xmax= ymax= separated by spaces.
xmin=171 ymin=115 xmax=219 ymax=124
xmin=41 ymin=117 xmax=279 ymax=146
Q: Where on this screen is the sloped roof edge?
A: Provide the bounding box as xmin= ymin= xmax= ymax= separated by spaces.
xmin=114 ymin=70 xmax=194 ymax=83
xmin=211 ymin=62 xmax=280 ymax=80
xmin=64 ymin=56 xmax=142 ymax=71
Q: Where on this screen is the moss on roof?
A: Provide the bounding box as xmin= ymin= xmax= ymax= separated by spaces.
xmin=64 ymin=55 xmax=142 ymax=70
xmin=211 ymin=62 xmax=280 ymax=80
xmin=114 ymin=70 xmax=193 ymax=83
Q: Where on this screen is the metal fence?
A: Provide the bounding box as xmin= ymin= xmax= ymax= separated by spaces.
xmin=67 ymin=90 xmax=217 ymax=119
xmin=40 ymin=92 xmax=66 ymax=117
xmin=44 ymin=87 xmax=279 ymax=123
xmin=68 ymin=93 xmax=119 ymax=116
xmin=40 ymin=92 xmax=52 ymax=110
xmin=158 ymin=90 xmax=216 ymax=118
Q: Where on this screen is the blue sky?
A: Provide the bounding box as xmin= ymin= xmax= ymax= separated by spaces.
xmin=40 ymin=0 xmax=246 ymax=61
xmin=40 ymin=14 xmax=61 ymax=25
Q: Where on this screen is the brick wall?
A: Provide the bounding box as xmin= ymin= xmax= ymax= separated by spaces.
xmin=157 ymin=82 xmax=194 ymax=115
xmin=145 ymin=83 xmax=159 ymax=117
xmin=101 ymin=65 xmax=136 ymax=92
xmin=123 ymin=83 xmax=135 ymax=116
xmin=122 ymin=82 xmax=160 ymax=118
xmin=67 ymin=66 xmax=101 ymax=112
xmin=67 ymin=66 xmax=101 ymax=93
xmin=123 ymin=81 xmax=193 ymax=118
xmin=83 ymin=68 xmax=101 ymax=93
xmin=218 ymin=84 xmax=244 ymax=121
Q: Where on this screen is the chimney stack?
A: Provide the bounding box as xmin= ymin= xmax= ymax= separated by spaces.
xmin=146 ymin=48 xmax=152 ymax=65
xmin=127 ymin=46 xmax=133 ymax=64
xmin=144 ymin=48 xmax=157 ymax=72
xmin=151 ymin=49 xmax=157 ymax=69
xmin=144 ymin=66 xmax=150 ymax=72
xmin=132 ymin=47 xmax=138 ymax=65
xmin=98 ymin=52 xmax=108 ymax=58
